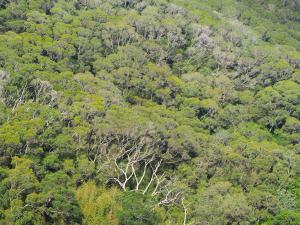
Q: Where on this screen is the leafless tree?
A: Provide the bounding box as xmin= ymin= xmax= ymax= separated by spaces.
xmin=87 ymin=128 xmax=181 ymax=206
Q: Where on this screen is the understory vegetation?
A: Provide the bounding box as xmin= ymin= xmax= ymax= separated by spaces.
xmin=0 ymin=0 xmax=299 ymax=224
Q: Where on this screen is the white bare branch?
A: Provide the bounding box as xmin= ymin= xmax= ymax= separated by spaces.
xmin=88 ymin=129 xmax=181 ymax=207
xmin=182 ymin=197 xmax=189 ymax=225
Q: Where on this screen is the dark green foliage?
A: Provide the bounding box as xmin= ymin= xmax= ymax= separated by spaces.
xmin=117 ymin=192 xmax=160 ymax=225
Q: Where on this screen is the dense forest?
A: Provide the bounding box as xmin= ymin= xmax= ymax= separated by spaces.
xmin=0 ymin=0 xmax=299 ymax=224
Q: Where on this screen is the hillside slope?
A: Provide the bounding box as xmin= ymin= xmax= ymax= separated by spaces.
xmin=0 ymin=0 xmax=299 ymax=224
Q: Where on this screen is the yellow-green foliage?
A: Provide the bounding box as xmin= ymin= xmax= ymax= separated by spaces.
xmin=76 ymin=182 xmax=121 ymax=225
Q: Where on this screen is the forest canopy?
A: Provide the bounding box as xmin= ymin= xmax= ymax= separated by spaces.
xmin=0 ymin=0 xmax=299 ymax=224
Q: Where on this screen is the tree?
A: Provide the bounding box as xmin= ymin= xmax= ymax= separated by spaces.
xmin=76 ymin=182 xmax=121 ymax=225
xmin=0 ymin=157 xmax=40 ymax=224
xmin=116 ymin=192 xmax=161 ymax=225
xmin=264 ymin=210 xmax=300 ymax=225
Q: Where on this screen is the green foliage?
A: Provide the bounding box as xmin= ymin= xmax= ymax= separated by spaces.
xmin=117 ymin=192 xmax=161 ymax=225
xmin=0 ymin=0 xmax=299 ymax=224
xmin=264 ymin=210 xmax=300 ymax=225
xmin=76 ymin=182 xmax=121 ymax=225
